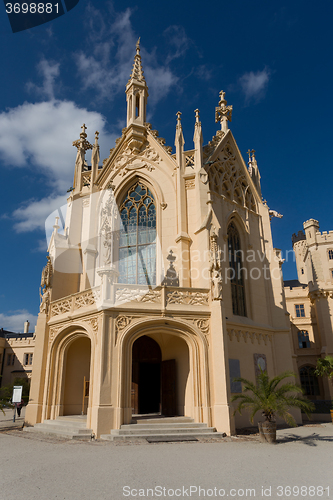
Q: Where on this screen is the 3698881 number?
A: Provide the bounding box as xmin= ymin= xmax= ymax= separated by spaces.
xmin=5 ymin=3 xmax=59 ymax=14
xmin=276 ymin=486 xmax=329 ymax=497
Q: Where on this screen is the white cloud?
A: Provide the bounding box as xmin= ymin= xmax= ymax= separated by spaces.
xmin=75 ymin=6 xmax=179 ymax=107
xmin=164 ymin=25 xmax=191 ymax=63
xmin=26 ymin=59 xmax=60 ymax=100
xmin=0 ymin=310 xmax=38 ymax=333
xmin=239 ymin=68 xmax=271 ymax=101
xmin=12 ymin=194 xmax=68 ymax=233
xmin=0 ymin=99 xmax=116 ymax=233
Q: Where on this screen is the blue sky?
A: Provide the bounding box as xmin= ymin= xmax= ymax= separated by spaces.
xmin=0 ymin=0 xmax=332 ymax=332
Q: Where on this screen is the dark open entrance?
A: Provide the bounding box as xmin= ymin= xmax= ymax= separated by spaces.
xmin=131 ymin=335 xmax=177 ymax=415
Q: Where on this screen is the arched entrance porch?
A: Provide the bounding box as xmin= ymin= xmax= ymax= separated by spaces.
xmin=118 ymin=319 xmax=210 ymax=427
xmin=44 ymin=329 xmax=94 ymax=422
xmin=63 ymin=336 xmax=91 ymax=415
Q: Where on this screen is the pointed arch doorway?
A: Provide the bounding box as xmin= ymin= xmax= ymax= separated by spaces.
xmin=131 ymin=335 xmax=177 ymax=416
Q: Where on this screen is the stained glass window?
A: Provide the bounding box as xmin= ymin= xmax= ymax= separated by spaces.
xmin=119 ymin=182 xmax=156 ymax=285
xmin=228 ymin=222 xmax=246 ymax=317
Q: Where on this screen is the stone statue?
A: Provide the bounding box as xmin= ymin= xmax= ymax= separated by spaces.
xmin=40 ymin=289 xmax=50 ymax=314
xmin=103 ymin=230 xmax=112 ymax=265
xmin=212 ymin=269 xmax=223 ymax=300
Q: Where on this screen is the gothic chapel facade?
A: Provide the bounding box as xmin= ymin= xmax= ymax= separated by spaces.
xmin=25 ymin=41 xmax=300 ymax=437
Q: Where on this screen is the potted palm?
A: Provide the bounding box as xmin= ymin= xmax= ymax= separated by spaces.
xmin=314 ymin=356 xmax=333 ymax=422
xmin=231 ymin=370 xmax=315 ymax=443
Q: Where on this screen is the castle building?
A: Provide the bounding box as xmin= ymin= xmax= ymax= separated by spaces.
xmin=285 ymin=219 xmax=333 ymax=404
xmin=0 ymin=322 xmax=35 ymax=387
xmin=25 ymin=41 xmax=300 ymax=437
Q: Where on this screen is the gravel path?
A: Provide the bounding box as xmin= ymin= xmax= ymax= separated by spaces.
xmin=0 ymin=423 xmax=332 ymax=500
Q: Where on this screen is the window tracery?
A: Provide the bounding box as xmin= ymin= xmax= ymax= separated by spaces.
xmin=207 ymin=144 xmax=256 ymax=212
xmin=119 ymin=182 xmax=156 ymax=285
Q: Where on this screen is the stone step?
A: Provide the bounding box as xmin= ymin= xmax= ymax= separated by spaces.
xmin=112 ymin=426 xmax=217 ymax=436
xmin=33 ymin=422 xmax=90 ymax=434
xmin=23 ymin=415 xmax=92 ymax=440
xmin=24 ymin=426 xmax=93 ymax=440
xmin=35 ymin=419 xmax=88 ymax=430
xmin=131 ymin=416 xmax=194 ymax=424
xmin=101 ymin=432 xmax=226 ymax=442
xmin=121 ymin=422 xmax=207 ymax=430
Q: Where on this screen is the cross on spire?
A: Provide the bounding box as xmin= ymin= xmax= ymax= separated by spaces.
xmin=215 ymin=90 xmax=233 ymax=133
xmin=72 ymin=123 xmax=93 ymax=151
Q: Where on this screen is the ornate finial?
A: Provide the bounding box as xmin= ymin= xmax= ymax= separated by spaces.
xmin=73 ymin=124 xmax=93 ymax=151
xmin=247 ymin=149 xmax=251 ymax=160
xmin=251 ymin=149 xmax=256 ymax=159
xmin=136 ymin=37 xmax=140 ymax=54
xmin=176 ymin=111 xmax=182 ymax=127
xmin=215 ymin=90 xmax=233 ymax=133
xmin=194 ymin=109 xmax=200 ymax=124
xmin=94 ymin=131 xmax=99 ymax=145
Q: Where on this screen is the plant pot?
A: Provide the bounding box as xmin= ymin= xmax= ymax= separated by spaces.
xmin=330 ymin=410 xmax=333 ymax=423
xmin=258 ymin=421 xmax=276 ymax=444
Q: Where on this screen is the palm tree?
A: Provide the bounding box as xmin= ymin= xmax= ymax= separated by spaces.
xmin=231 ymin=370 xmax=314 ymax=427
xmin=315 ymin=356 xmax=333 ymax=416
xmin=315 ymin=356 xmax=333 ymax=383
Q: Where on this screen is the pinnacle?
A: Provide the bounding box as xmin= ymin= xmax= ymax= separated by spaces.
xmin=128 ymin=38 xmax=146 ymax=84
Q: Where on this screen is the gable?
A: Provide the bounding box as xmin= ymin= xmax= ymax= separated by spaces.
xmin=205 ymin=132 xmax=259 ymax=213
xmin=96 ymin=126 xmax=176 ymax=190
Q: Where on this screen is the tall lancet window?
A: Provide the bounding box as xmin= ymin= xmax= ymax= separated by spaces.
xmin=228 ymin=222 xmax=246 ymax=317
xmin=119 ymin=182 xmax=156 ymax=285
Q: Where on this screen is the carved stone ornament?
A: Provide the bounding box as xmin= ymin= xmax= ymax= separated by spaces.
xmin=40 ymin=289 xmax=50 ymax=314
xmin=166 ymin=290 xmax=209 ymax=306
xmin=84 ymin=316 xmax=99 ymax=334
xmin=206 ymin=143 xmax=257 ymax=212
xmin=40 ymin=255 xmax=53 ymax=314
xmin=181 ymin=316 xmax=210 ymax=345
xmin=49 ymin=325 xmax=62 ymax=343
xmin=227 ymin=328 xmax=272 ymax=345
xmin=185 ymin=178 xmax=195 ymax=189
xmin=198 ymin=168 xmax=208 ymax=184
xmin=114 ymin=145 xmax=161 ymax=176
xmin=99 ymin=189 xmax=118 ymax=266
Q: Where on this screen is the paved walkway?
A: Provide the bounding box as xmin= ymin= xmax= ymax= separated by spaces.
xmin=0 ymin=420 xmax=332 ymax=500
xmin=0 ymin=405 xmax=26 ymax=430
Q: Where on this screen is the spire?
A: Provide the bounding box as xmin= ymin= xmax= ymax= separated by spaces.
xmin=126 ymin=39 xmax=149 ymax=130
xmin=175 ymin=111 xmax=185 ymax=170
xmin=215 ymin=90 xmax=233 ymax=133
xmin=193 ymin=109 xmax=203 ymax=173
xmin=128 ymin=38 xmax=146 ymax=84
xmin=247 ymin=149 xmax=262 ymax=197
xmin=91 ymin=131 xmax=100 ymax=190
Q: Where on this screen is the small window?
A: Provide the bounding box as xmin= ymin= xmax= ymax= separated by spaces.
xmin=295 ymin=304 xmax=305 ymax=317
xmin=301 ymin=268 xmax=304 ymax=275
xmin=329 ymin=250 xmax=333 ymax=260
xmin=12 ymin=355 xmax=15 ymax=365
xmin=330 ymin=270 xmax=333 ymax=279
xmin=298 ymin=330 xmax=310 ymax=348
xmin=24 ymin=353 xmax=33 ymax=366
xmin=7 ymin=354 xmax=12 ymax=366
